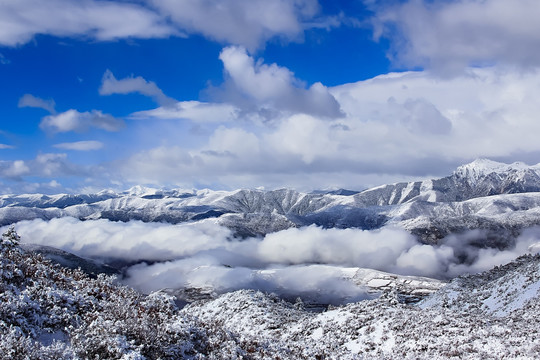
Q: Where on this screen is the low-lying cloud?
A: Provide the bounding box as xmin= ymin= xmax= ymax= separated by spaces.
xmin=9 ymin=218 xmax=540 ymax=303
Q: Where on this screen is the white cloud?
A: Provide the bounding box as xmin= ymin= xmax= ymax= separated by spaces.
xmin=40 ymin=109 xmax=125 ymax=134
xmin=11 ymin=218 xmax=540 ymax=300
xmin=0 ymin=0 xmax=330 ymax=49
xmin=34 ymin=153 xmax=80 ymax=177
xmin=0 ymin=0 xmax=176 ymax=46
xmin=151 ymin=0 xmax=322 ymax=50
xmin=0 ymin=160 xmax=30 ymax=179
xmin=14 ymin=218 xmax=234 ymax=262
xmin=18 ymin=94 xmax=56 ymax=114
xmin=116 ymin=66 xmax=540 ymax=190
xmin=99 ymin=70 xmax=176 ymax=107
xmin=265 ymin=114 xmax=339 ymax=164
xmin=0 ymin=144 xmax=14 ymax=149
xmin=0 ymin=153 xmax=88 ymax=181
xmin=53 ymin=141 xmax=104 ymax=151
xmin=219 ymin=46 xmax=342 ymax=117
xmin=372 ymin=0 xmax=540 ymax=74
xmin=207 ymin=127 xmax=260 ymax=157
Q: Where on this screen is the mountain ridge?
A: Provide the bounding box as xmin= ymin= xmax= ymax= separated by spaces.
xmin=3 ymin=159 xmax=540 ymax=243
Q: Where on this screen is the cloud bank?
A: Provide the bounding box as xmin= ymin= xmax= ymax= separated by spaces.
xmin=117 ymin=64 xmax=540 ymax=190
xmin=371 ymin=0 xmax=540 ymax=74
xmin=10 ymin=218 xmax=540 ymax=302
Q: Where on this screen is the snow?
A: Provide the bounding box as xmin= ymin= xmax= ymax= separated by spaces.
xmin=4 ymin=216 xmax=540 ymax=358
xmin=399 ymin=181 xmax=416 ymax=203
xmin=454 ymin=158 xmax=538 ymax=185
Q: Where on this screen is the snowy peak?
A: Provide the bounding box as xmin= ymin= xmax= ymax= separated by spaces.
xmin=454 ymin=158 xmax=537 ymax=184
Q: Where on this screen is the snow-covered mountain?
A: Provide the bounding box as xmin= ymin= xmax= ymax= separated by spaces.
xmin=3 ymin=159 xmax=540 ymax=245
xmin=183 ymin=253 xmax=540 ymax=359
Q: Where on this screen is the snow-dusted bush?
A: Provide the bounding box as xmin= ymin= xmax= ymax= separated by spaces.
xmin=2 ymin=227 xmax=540 ymax=359
xmin=0 ymin=228 xmax=247 ymax=359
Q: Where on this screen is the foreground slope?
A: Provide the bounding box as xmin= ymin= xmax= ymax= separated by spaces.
xmin=3 ymin=229 xmax=540 ymax=359
xmin=185 ymin=254 xmax=540 ymax=359
xmin=0 ymin=229 xmax=260 ymax=359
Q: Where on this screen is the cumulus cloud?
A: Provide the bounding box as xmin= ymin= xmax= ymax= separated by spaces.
xmin=371 ymin=0 xmax=540 ymax=74
xmin=12 ymin=218 xmax=540 ymax=301
xmin=0 ymin=153 xmax=88 ymax=181
xmin=0 ymin=160 xmax=30 ymax=179
xmin=18 ymin=94 xmax=56 ymax=114
xmin=40 ymin=109 xmax=125 ymax=134
xmin=99 ymin=70 xmax=176 ymax=107
xmin=117 ymin=66 xmax=540 ymax=189
xmin=151 ymin=0 xmax=324 ymax=50
xmin=0 ymin=0 xmax=176 ymax=46
xmin=53 ymin=141 xmax=103 ymax=151
xmin=218 ymin=46 xmax=342 ymax=118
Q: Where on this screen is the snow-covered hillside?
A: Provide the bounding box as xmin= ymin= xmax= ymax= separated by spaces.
xmin=3 ymin=228 xmax=540 ymax=359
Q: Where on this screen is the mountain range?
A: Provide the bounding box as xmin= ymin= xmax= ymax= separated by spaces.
xmin=3 ymin=158 xmax=540 ymax=245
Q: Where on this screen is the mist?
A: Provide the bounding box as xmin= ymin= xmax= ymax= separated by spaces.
xmin=9 ymin=218 xmax=540 ymax=303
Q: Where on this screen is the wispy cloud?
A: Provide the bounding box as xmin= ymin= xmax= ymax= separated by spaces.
xmin=18 ymin=94 xmax=56 ymax=114
xmin=0 ymin=53 xmax=9 ymax=64
xmin=99 ymin=70 xmax=176 ymax=107
xmin=131 ymin=101 xmax=239 ymax=123
xmin=53 ymin=140 xmax=103 ymax=151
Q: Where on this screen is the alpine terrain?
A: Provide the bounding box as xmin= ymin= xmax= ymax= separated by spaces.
xmin=2 ymin=159 xmax=540 ymax=358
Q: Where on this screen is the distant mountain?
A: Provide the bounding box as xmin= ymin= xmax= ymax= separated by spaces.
xmin=3 ymin=159 xmax=540 ymax=244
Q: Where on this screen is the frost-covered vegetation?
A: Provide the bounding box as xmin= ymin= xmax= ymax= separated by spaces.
xmin=2 ymin=228 xmax=540 ymax=359
xmin=0 ymin=228 xmax=260 ymax=359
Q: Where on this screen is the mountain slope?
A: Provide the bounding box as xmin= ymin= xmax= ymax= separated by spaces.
xmin=184 ymin=253 xmax=540 ymax=359
xmin=3 ymin=227 xmax=540 ymax=359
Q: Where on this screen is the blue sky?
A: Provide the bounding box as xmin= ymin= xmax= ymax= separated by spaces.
xmin=2 ymin=0 xmax=540 ymax=193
